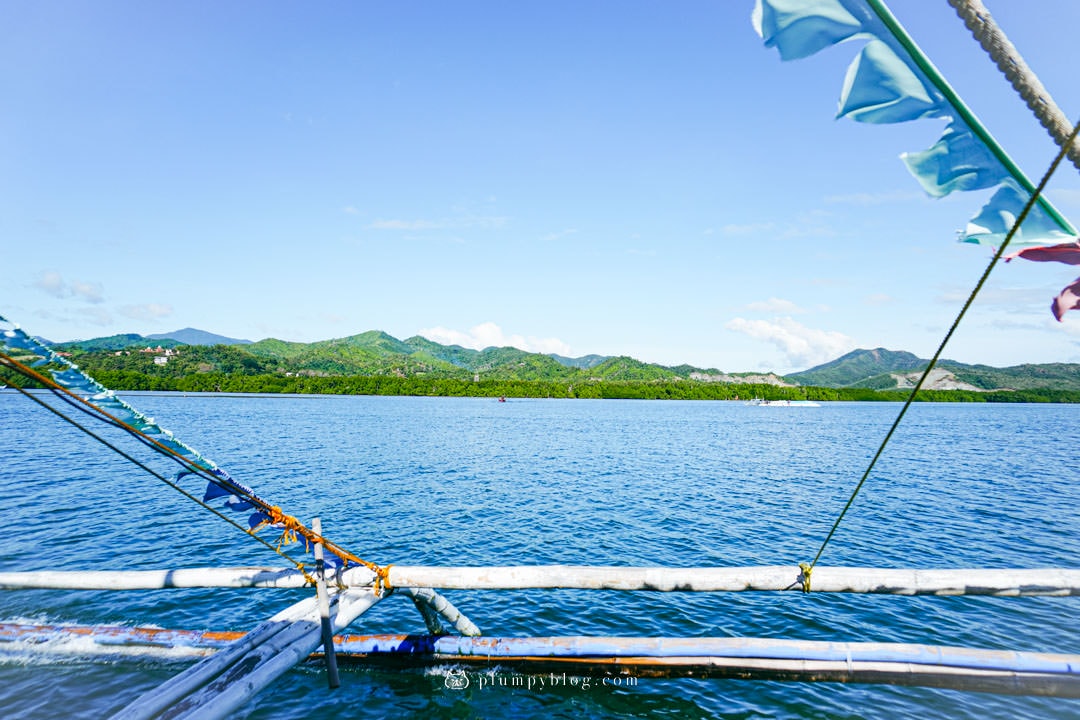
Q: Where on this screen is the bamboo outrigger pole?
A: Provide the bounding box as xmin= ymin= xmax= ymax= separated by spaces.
xmin=5 ymin=623 xmax=1080 ymax=698
xmin=109 ymin=587 xmax=381 ymax=720
xmin=5 ymin=565 xmax=1078 ymax=597
xmin=387 ymin=565 xmax=1080 ymax=595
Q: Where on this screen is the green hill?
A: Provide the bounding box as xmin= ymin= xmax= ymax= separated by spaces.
xmin=786 ymin=349 xmax=925 ymax=387
xmin=786 ymin=348 xmax=1080 ymax=392
xmin=59 ymin=333 xmax=182 ymax=352
xmin=943 ymin=361 xmax=1080 ymax=391
xmin=48 ymin=331 xmax=1080 ymax=394
xmin=585 ymin=356 xmax=682 ymax=382
xmin=550 ymin=353 xmax=610 ymax=369
xmin=146 ymin=328 xmax=251 ymax=346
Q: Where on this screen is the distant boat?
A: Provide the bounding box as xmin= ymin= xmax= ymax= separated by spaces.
xmin=498 ymin=396 xmax=507 ymax=403
xmin=746 ymin=399 xmax=821 ymax=407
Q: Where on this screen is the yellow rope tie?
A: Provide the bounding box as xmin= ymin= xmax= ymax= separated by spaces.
xmin=798 ymin=562 xmax=813 ymax=593
xmin=295 ymin=563 xmax=317 ymax=586
xmin=265 ymin=506 xmax=305 ymax=549
xmin=256 ymin=506 xmax=390 ymax=592
xmin=374 ymin=564 xmax=395 ymax=598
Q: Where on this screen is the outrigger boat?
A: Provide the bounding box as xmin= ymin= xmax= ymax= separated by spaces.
xmin=2 ymin=1 xmax=1080 ymax=718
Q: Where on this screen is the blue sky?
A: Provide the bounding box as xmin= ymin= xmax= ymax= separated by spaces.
xmin=4 ymin=1 xmax=1080 ymax=373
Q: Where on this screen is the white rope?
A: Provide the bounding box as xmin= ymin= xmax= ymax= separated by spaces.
xmin=948 ymin=0 xmax=1080 ymax=172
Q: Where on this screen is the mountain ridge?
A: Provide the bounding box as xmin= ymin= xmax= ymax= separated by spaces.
xmin=788 ymin=347 xmax=1080 ymax=391
xmin=50 ymin=332 xmax=1080 ymax=391
xmin=146 ymin=328 xmax=252 ymax=346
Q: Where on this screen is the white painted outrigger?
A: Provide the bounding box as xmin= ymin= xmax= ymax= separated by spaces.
xmin=2 ymin=563 xmax=1080 ymax=718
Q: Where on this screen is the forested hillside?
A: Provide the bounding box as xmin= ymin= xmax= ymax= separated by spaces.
xmin=32 ymin=332 xmax=1080 ymax=403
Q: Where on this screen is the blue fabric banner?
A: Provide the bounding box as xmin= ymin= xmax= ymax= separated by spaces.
xmin=753 ymin=0 xmax=1075 ymax=248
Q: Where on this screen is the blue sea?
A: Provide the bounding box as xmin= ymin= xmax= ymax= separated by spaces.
xmin=0 ymin=392 xmax=1078 ymax=719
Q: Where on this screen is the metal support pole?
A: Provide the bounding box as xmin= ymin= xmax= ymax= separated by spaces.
xmin=312 ymin=517 xmax=340 ymax=689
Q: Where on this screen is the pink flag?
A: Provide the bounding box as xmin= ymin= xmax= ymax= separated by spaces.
xmin=1003 ymin=240 xmax=1080 ymax=320
xmin=1052 ymin=278 xmax=1080 ymax=321
xmin=1003 ymin=241 xmax=1080 ymax=265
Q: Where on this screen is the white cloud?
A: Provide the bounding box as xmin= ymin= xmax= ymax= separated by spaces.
xmin=786 ymin=210 xmax=838 ymax=239
xmin=76 ymin=306 xmax=113 ymax=326
xmin=863 ymin=293 xmax=893 ymax=306
xmin=119 ymin=303 xmax=174 ymax=321
xmin=725 ymin=316 xmax=855 ymax=369
xmin=70 ymin=280 xmax=104 ymax=304
xmin=1060 ymin=316 xmax=1080 ymax=336
xmin=36 ymin=271 xmax=67 ymax=298
xmin=719 ymin=215 xmax=836 ymax=241
xmin=419 ymin=321 xmax=571 ymax=355
xmin=368 ymin=219 xmax=441 ymax=230
xmin=720 ymin=222 xmax=775 ymax=236
xmin=745 ymin=297 xmax=804 ymax=314
xmin=936 ymin=287 xmax=969 ymax=304
xmin=368 ymin=215 xmax=507 ymax=231
xmin=35 ymin=272 xmax=104 ymax=303
xmin=936 ymin=284 xmax=1053 ymax=309
xmin=541 ymin=229 xmax=578 ymax=242
xmin=825 ymin=190 xmax=923 ymax=206
xmin=466 ymin=216 xmax=507 ymax=229
xmin=1049 ymin=188 xmax=1080 ymax=208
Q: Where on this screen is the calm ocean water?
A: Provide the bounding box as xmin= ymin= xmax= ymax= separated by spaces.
xmin=0 ymin=392 xmax=1078 ymax=719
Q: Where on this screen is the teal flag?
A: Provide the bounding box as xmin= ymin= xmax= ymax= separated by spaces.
xmin=753 ymin=0 xmax=1075 ymax=248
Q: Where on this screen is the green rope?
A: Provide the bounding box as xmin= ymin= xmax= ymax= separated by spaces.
xmin=807 ymin=117 xmax=1080 ymax=574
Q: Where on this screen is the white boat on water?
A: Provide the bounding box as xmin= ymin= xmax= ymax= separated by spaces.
xmin=745 ymin=399 xmax=821 ymax=407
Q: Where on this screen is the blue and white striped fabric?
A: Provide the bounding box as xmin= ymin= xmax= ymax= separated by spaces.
xmin=1 ymin=318 xmax=258 ymax=515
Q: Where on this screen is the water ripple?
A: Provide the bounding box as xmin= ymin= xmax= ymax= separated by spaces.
xmin=1 ymin=395 xmax=1077 ymax=718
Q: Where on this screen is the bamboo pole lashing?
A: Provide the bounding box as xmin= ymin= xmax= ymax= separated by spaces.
xmin=398 ymin=586 xmax=482 ymax=636
xmin=408 ymin=594 xmax=448 ymax=635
